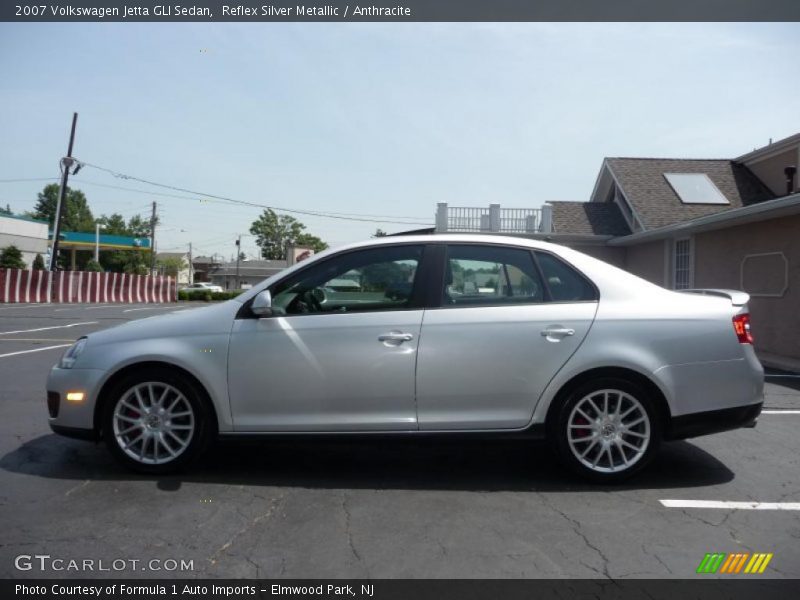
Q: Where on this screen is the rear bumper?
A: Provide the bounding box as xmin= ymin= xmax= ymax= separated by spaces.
xmin=666 ymin=402 xmax=762 ymax=440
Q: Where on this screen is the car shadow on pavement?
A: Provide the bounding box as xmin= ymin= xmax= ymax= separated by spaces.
xmin=1 ymin=434 xmax=734 ymax=492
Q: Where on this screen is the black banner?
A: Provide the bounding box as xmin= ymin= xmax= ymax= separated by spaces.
xmin=5 ymin=580 xmax=800 ymax=600
xmin=3 ymin=0 xmax=800 ymax=22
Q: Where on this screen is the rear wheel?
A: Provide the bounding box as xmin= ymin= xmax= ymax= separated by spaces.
xmin=552 ymin=377 xmax=661 ymax=483
xmin=102 ymin=368 xmax=212 ymax=473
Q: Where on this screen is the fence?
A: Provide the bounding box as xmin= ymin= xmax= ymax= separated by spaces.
xmin=1 ymin=269 xmax=176 ymax=304
xmin=435 ymin=203 xmax=552 ymax=234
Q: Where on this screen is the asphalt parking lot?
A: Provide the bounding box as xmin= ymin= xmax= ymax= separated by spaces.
xmin=0 ymin=302 xmax=799 ymax=579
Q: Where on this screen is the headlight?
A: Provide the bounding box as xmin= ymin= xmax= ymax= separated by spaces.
xmin=59 ymin=337 xmax=88 ymax=369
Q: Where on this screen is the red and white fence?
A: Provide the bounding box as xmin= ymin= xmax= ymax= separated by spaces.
xmin=1 ymin=269 xmax=176 ymax=304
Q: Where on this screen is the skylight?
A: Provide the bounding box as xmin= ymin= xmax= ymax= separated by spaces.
xmin=664 ymin=173 xmax=730 ymax=205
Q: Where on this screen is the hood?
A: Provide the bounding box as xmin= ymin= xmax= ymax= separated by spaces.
xmin=84 ymin=301 xmax=240 ymax=345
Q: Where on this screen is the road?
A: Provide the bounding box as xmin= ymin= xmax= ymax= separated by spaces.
xmin=0 ymin=302 xmax=799 ymax=579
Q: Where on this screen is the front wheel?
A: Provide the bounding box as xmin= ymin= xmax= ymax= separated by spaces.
xmin=552 ymin=378 xmax=661 ymax=483
xmin=102 ymin=368 xmax=212 ymax=473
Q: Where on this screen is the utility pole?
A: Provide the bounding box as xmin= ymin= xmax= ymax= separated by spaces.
xmin=49 ymin=112 xmax=78 ymax=271
xmin=188 ymin=242 xmax=194 ymax=285
xmin=235 ymin=235 xmax=242 ymax=290
xmin=149 ymin=201 xmax=157 ymax=274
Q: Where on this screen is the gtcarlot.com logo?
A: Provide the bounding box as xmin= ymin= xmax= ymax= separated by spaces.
xmin=696 ymin=552 xmax=773 ymax=574
xmin=14 ymin=554 xmax=194 ymax=572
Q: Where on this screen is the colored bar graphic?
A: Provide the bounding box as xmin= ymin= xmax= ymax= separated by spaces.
xmin=697 ymin=553 xmax=727 ymax=574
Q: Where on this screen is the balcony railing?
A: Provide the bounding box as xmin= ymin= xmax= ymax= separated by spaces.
xmin=435 ymin=203 xmax=552 ymax=234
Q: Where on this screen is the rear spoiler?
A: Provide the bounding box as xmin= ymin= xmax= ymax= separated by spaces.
xmin=679 ymin=288 xmax=750 ymax=307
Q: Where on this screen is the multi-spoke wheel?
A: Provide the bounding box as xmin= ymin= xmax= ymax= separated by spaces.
xmin=103 ymin=368 xmax=212 ymax=473
xmin=553 ymin=378 xmax=661 ymax=482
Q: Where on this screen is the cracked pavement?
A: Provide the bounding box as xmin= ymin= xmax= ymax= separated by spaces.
xmin=1 ymin=304 xmax=799 ymax=579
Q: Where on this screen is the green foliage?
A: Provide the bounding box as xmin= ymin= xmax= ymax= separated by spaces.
xmin=249 ymin=209 xmax=327 ymax=260
xmin=295 ymin=232 xmax=328 ymax=254
xmin=178 ymin=289 xmax=240 ymax=302
xmin=0 ymin=203 xmax=12 ymax=215
xmin=84 ymin=259 xmax=104 ymax=272
xmin=157 ymin=255 xmax=187 ymax=277
xmin=373 ymin=228 xmax=388 ymax=237
xmin=32 ymin=184 xmax=95 ymax=232
xmin=32 ymin=253 xmax=45 ymax=270
xmin=0 ymin=245 xmax=26 ymax=269
xmin=95 ymin=213 xmax=155 ymax=274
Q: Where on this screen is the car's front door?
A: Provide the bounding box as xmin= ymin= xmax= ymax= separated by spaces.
xmin=416 ymin=244 xmax=598 ymax=430
xmin=228 ymin=244 xmax=427 ymax=431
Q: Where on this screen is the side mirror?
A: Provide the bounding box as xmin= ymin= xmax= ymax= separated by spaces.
xmin=251 ymin=290 xmax=273 ymax=317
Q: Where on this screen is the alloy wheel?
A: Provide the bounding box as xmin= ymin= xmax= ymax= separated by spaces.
xmin=112 ymin=381 xmax=195 ymax=465
xmin=566 ymin=388 xmax=651 ymax=474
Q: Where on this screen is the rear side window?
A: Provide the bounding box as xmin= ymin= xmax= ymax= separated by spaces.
xmin=535 ymin=252 xmax=598 ymax=302
xmin=444 ymin=245 xmax=545 ymax=306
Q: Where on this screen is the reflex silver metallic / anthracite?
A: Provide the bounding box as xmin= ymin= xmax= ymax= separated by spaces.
xmin=46 ymin=234 xmax=764 ymax=481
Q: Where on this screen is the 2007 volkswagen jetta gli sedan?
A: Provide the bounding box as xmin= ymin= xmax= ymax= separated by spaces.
xmin=47 ymin=235 xmax=763 ymax=482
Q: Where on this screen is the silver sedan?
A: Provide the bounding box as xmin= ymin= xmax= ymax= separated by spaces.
xmin=47 ymin=235 xmax=763 ymax=481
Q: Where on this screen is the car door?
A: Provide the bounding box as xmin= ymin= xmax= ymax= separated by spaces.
xmin=227 ymin=244 xmax=428 ymax=432
xmin=416 ymin=244 xmax=598 ymax=430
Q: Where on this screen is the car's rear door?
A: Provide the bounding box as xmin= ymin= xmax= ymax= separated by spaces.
xmin=415 ymin=244 xmax=598 ymax=430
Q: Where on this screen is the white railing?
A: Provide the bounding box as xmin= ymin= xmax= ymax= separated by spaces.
xmin=436 ymin=203 xmax=552 ymax=234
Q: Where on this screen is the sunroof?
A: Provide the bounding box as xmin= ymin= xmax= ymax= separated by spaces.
xmin=664 ymin=173 xmax=730 ymax=205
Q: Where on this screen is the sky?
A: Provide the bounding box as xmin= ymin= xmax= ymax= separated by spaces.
xmin=1 ymin=22 xmax=798 ymax=261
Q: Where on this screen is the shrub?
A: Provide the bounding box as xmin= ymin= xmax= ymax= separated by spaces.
xmin=32 ymin=253 xmax=46 ymax=270
xmin=84 ymin=259 xmax=104 ymax=272
xmin=178 ymin=289 xmax=242 ymax=302
xmin=0 ymin=245 xmax=26 ymax=269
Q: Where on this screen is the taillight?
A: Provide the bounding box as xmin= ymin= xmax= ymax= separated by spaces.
xmin=733 ymin=313 xmax=753 ymax=344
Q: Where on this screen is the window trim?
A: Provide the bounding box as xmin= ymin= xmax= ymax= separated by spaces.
xmin=236 ymin=243 xmax=432 ymax=319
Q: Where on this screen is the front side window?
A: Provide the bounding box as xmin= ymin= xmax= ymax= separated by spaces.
xmin=535 ymin=251 xmax=598 ymax=301
xmin=444 ymin=245 xmax=545 ymax=306
xmin=270 ymin=245 xmax=423 ymax=315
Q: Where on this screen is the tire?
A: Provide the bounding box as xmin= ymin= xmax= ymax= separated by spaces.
xmin=102 ymin=367 xmax=213 ymax=474
xmin=551 ymin=377 xmax=661 ymax=483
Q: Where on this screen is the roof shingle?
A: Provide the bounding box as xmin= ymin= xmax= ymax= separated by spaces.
xmin=605 ymin=158 xmax=774 ymax=229
xmin=549 ymin=201 xmax=632 ymax=236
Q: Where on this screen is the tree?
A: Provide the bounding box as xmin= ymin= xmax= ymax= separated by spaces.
xmin=84 ymin=259 xmax=104 ymax=272
xmin=249 ymin=209 xmax=327 ymax=260
xmin=294 ymin=233 xmax=328 ymax=254
xmin=0 ymin=245 xmax=26 ymax=269
xmin=32 ymin=253 xmax=45 ymax=270
xmin=31 ymin=184 xmax=95 ymax=232
xmin=0 ymin=203 xmax=11 ymax=216
xmin=95 ymin=213 xmax=156 ymax=274
xmin=373 ymin=228 xmax=388 ymax=238
xmin=157 ymin=255 xmax=187 ymax=277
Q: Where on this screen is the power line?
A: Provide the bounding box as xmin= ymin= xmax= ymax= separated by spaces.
xmin=75 ymin=160 xmax=433 ymax=226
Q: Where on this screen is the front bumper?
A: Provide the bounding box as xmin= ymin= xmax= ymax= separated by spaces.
xmin=666 ymin=402 xmax=762 ymax=440
xmin=46 ymin=366 xmax=107 ymax=434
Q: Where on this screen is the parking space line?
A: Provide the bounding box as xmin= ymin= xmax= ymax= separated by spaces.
xmin=0 ymin=338 xmax=76 ymax=342
xmin=123 ymin=307 xmax=168 ymax=312
xmin=660 ymin=500 xmax=800 ymax=510
xmin=0 ymin=344 xmax=72 ymax=358
xmin=765 ymin=374 xmax=800 ymax=378
xmin=0 ymin=322 xmax=98 ymax=335
xmin=762 ymin=410 xmax=800 ymax=414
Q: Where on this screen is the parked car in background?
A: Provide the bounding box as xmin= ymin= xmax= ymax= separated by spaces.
xmin=183 ymin=282 xmax=223 ymax=293
xmin=46 ymin=235 xmax=763 ymax=482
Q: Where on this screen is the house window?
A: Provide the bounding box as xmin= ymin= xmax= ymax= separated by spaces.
xmin=673 ymin=238 xmax=693 ymax=290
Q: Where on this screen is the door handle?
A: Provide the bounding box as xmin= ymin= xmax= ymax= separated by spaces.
xmin=378 ymin=332 xmax=414 ymax=343
xmin=540 ymin=327 xmax=575 ymax=337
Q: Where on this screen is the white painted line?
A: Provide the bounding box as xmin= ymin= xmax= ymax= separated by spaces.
xmin=765 ymin=374 xmax=800 ymax=378
xmin=660 ymin=500 xmax=800 ymax=510
xmin=0 ymin=321 xmax=98 ymax=336
xmin=762 ymin=410 xmax=800 ymax=414
xmin=0 ymin=338 xmax=76 ymax=342
xmin=0 ymin=344 xmax=72 ymax=359
xmin=122 ymin=307 xmax=166 ymax=313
